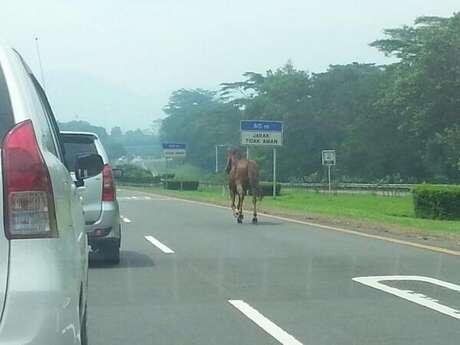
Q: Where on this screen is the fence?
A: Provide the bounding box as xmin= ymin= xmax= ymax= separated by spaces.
xmin=117 ymin=179 xmax=413 ymax=196
xmin=195 ymin=181 xmax=413 ymax=196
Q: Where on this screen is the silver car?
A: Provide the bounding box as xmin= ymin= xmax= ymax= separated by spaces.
xmin=61 ymin=132 xmax=122 ymax=264
xmin=0 ymin=46 xmax=98 ymax=344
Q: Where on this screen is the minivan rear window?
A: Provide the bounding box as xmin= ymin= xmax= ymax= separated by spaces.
xmin=0 ymin=63 xmax=14 ymax=145
xmin=62 ymin=135 xmax=98 ymax=170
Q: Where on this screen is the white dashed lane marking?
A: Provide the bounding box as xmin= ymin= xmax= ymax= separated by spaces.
xmin=228 ymin=300 xmax=303 ymax=345
xmin=118 ymin=195 xmax=172 ymax=201
xmin=144 ymin=235 xmax=175 ymax=254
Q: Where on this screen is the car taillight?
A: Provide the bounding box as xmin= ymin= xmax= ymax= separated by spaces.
xmin=102 ymin=164 xmax=115 ymax=202
xmin=2 ymin=120 xmax=57 ymax=239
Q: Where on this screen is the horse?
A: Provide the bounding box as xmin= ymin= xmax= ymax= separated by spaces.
xmin=225 ymin=148 xmax=262 ymax=224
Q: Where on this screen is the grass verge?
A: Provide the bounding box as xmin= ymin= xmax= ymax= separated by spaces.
xmin=121 ymin=184 xmax=460 ymax=237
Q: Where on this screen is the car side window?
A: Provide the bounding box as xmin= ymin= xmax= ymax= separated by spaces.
xmin=29 ymin=75 xmax=66 ymax=162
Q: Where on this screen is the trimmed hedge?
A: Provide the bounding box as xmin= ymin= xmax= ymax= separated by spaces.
xmin=160 ymin=173 xmax=175 ymax=180
xmin=413 ymin=184 xmax=460 ymax=220
xmin=248 ymin=182 xmax=281 ymax=196
xmin=164 ymin=180 xmax=199 ymax=191
xmin=117 ymin=176 xmax=156 ymax=184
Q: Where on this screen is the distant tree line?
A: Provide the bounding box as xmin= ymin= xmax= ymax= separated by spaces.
xmin=160 ymin=14 xmax=460 ymax=183
xmin=58 ymin=121 xmax=160 ymax=160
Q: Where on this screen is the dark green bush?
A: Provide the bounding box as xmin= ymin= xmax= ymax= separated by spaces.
xmin=163 ymin=180 xmax=199 ymax=191
xmin=413 ymin=184 xmax=460 ymax=220
xmin=117 ymin=176 xmax=156 ymax=184
xmin=160 ymin=173 xmax=175 ymax=180
xmin=248 ymin=182 xmax=281 ymax=196
xmin=115 ymin=164 xmax=154 ymax=181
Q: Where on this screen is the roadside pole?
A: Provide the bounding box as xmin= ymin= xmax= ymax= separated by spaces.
xmin=246 ymin=146 xmax=249 ymax=160
xmin=215 ymin=145 xmax=218 ymax=173
xmin=321 ymin=150 xmax=336 ymax=194
xmin=273 ymin=148 xmax=277 ymax=198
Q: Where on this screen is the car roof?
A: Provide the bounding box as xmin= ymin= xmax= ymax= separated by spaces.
xmin=60 ymin=131 xmax=100 ymax=140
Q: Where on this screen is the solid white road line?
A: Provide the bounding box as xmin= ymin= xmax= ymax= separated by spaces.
xmin=126 ymin=189 xmax=460 ymax=257
xmin=353 ymin=276 xmax=460 ymax=320
xmin=228 ymin=300 xmax=303 ymax=345
xmin=144 ymin=235 xmax=175 ymax=254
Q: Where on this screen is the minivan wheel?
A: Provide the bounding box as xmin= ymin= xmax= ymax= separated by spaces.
xmin=80 ymin=303 xmax=88 ymax=345
xmin=103 ymin=242 xmax=120 ymax=264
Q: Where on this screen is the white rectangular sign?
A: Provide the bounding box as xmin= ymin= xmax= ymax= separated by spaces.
xmin=322 ymin=150 xmax=336 ymax=166
xmin=240 ymin=120 xmax=283 ymax=146
xmin=162 ymin=143 xmax=186 ymax=159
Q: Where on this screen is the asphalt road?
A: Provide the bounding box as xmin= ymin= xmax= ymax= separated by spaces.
xmin=88 ymin=190 xmax=460 ymax=345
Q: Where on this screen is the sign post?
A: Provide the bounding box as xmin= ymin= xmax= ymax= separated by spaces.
xmin=273 ymin=147 xmax=277 ymax=198
xmin=321 ymin=150 xmax=336 ymax=192
xmin=215 ymin=145 xmax=218 ymax=173
xmin=241 ymin=120 xmax=283 ymax=198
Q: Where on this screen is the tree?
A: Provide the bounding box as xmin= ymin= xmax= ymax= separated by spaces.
xmin=111 ymin=126 xmax=122 ymax=137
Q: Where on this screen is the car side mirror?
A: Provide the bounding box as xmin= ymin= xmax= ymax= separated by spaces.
xmin=75 ymin=153 xmax=104 ymax=183
xmin=112 ymin=168 xmax=123 ymax=178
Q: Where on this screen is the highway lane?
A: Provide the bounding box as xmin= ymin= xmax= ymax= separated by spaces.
xmin=88 ymin=190 xmax=460 ymax=344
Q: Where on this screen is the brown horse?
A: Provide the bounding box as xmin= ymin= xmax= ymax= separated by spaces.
xmin=225 ymin=148 xmax=261 ymax=224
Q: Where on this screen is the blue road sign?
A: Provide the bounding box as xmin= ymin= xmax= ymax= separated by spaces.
xmin=240 ymin=120 xmax=283 ymax=132
xmin=162 ymin=143 xmax=186 ymax=149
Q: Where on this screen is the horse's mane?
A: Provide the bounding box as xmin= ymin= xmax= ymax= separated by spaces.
xmin=228 ymin=148 xmax=242 ymax=160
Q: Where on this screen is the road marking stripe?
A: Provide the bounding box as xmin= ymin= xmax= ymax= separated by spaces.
xmin=127 ymin=190 xmax=460 ymax=257
xmin=120 ymin=216 xmax=132 ymax=223
xmin=228 ymin=300 xmax=303 ymax=345
xmin=353 ymin=276 xmax=460 ymax=320
xmin=144 ymin=235 xmax=175 ymax=254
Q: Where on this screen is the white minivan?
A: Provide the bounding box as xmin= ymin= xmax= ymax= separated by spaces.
xmin=62 ymin=131 xmax=121 ymax=264
xmin=0 ymin=46 xmax=100 ymax=344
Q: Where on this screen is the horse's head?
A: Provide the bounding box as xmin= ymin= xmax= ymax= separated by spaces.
xmin=225 ymin=148 xmax=242 ymax=174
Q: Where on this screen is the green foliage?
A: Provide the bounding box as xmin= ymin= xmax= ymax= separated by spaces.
xmin=127 ymin=185 xmax=460 ymax=235
xmin=163 ymin=180 xmax=199 ymax=191
xmin=160 ymin=89 xmax=241 ymax=171
xmin=413 ymin=184 xmax=460 ymax=220
xmin=159 ymin=13 xmax=460 ymax=184
xmin=115 ymin=164 xmax=155 ymax=183
xmin=253 ymin=182 xmax=281 ymax=196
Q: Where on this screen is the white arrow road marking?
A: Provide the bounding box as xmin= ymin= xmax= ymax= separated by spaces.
xmin=144 ymin=235 xmax=175 ymax=254
xmin=120 ymin=216 xmax=132 ymax=223
xmin=228 ymin=300 xmax=303 ymax=345
xmin=353 ymin=276 xmax=460 ymax=320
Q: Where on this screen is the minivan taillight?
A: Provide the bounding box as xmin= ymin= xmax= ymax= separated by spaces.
xmin=102 ymin=164 xmax=115 ymax=202
xmin=2 ymin=120 xmax=57 ymax=239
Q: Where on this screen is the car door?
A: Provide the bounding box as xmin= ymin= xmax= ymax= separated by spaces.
xmin=27 ymin=71 xmax=88 ymax=291
xmin=0 ymin=51 xmax=15 ymax=322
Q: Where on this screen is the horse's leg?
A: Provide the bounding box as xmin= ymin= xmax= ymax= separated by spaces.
xmin=230 ymin=187 xmax=237 ymax=217
xmin=236 ymin=184 xmax=244 ymax=223
xmin=252 ymin=194 xmax=258 ymax=224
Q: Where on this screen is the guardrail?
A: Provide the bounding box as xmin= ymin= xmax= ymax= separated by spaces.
xmin=118 ymin=179 xmax=414 ymax=196
xmin=280 ymin=182 xmax=413 ymax=196
xmin=197 ymin=181 xmax=413 ymax=196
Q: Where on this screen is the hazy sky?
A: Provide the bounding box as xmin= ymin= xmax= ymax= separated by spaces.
xmin=1 ymin=0 xmax=458 ymax=131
